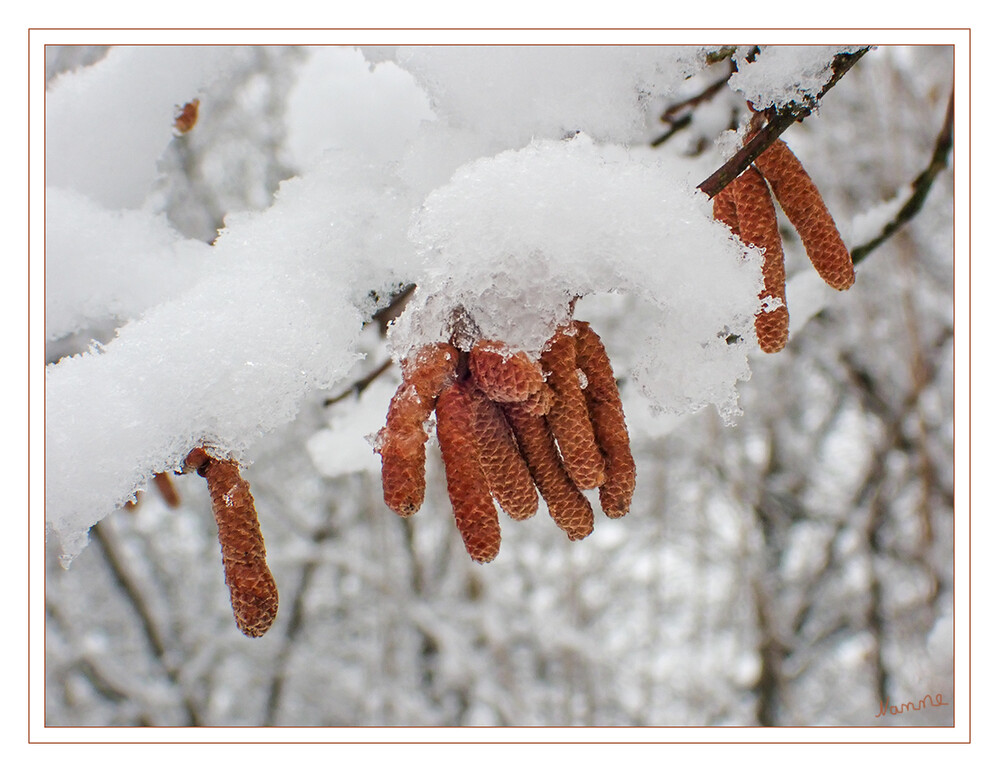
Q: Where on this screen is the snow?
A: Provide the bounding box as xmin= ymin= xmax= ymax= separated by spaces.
xmin=45 ymin=187 xmax=210 ymax=341
xmin=44 ymin=44 xmax=815 ymax=563
xmin=728 ymin=46 xmax=869 ymax=110
xmin=383 ymin=46 xmax=711 ymax=147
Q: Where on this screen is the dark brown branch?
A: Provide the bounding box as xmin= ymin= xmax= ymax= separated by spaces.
xmin=698 ymin=47 xmax=872 ymax=199
xmin=850 ymin=84 xmax=955 ymax=265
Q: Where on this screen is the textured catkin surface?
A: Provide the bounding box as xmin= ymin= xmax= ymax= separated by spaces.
xmin=572 ymin=322 xmax=636 ymax=519
xmin=469 ymin=341 xmax=547 ymax=403
xmin=540 ymin=328 xmax=606 ymax=490
xmin=436 ymin=381 xmax=502 ymax=563
xmin=731 ymin=166 xmax=789 ymax=354
xmin=753 ymin=139 xmax=855 ymax=291
xmin=189 ymin=452 xmax=278 ymax=638
xmin=378 ymin=343 xmax=459 ymax=517
xmin=503 ymin=401 xmax=594 ymax=541
xmin=467 ymin=385 xmax=539 ymax=520
xmin=712 ymin=184 xmax=740 ymax=234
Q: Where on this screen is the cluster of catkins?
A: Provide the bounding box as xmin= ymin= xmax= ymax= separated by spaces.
xmin=376 ymin=321 xmax=637 ymax=563
xmin=714 ymin=138 xmax=855 ymax=353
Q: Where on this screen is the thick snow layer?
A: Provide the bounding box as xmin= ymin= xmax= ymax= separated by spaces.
xmin=45 ymin=187 xmax=210 ymax=341
xmin=728 ymin=46 xmax=869 ymax=110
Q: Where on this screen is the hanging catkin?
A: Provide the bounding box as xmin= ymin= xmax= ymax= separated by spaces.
xmin=503 ymin=401 xmax=595 ymax=541
xmin=753 ymin=138 xmax=855 ymax=291
xmin=377 ymin=343 xmax=459 ymax=516
xmin=184 ymin=448 xmax=278 ymax=638
xmin=572 ymin=322 xmax=636 ymax=519
xmin=730 ymin=166 xmax=789 ymax=353
xmin=540 ymin=327 xmax=607 ymax=490
xmin=469 ymin=340 xmax=547 ymax=404
xmin=466 ymin=385 xmax=539 ymax=520
xmin=436 ymin=381 xmax=503 ymax=563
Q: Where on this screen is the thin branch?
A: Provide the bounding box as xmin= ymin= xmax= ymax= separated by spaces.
xmin=698 ymin=47 xmax=872 ymax=199
xmin=651 ymin=63 xmax=736 ymax=148
xmin=323 ymin=356 xmax=394 ymax=407
xmin=850 ymin=84 xmax=955 ymax=265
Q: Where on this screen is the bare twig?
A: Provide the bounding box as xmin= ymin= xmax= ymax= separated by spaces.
xmin=323 ymin=356 xmax=394 ymax=407
xmin=850 ymin=84 xmax=955 ymax=265
xmin=651 ymin=63 xmax=736 ymax=148
xmin=698 ymin=47 xmax=872 ymax=199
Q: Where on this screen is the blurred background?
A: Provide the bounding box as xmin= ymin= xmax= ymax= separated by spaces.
xmin=43 ymin=44 xmax=955 ymax=727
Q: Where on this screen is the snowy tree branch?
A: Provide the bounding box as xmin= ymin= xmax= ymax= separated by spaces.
xmin=697 ymin=47 xmax=872 ymax=199
xmin=850 ymin=84 xmax=955 ymax=265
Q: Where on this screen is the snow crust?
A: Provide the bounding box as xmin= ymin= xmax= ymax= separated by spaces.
xmin=728 ymin=46 xmax=869 ymax=110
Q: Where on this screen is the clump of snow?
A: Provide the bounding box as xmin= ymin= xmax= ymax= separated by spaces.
xmin=284 ymin=46 xmax=435 ymax=170
xmin=46 ymin=187 xmax=211 ymax=341
xmin=398 ymin=133 xmax=761 ymax=417
xmin=46 ymin=46 xmax=246 ymax=209
xmin=385 ymin=46 xmax=711 ymax=148
xmin=728 ymin=46 xmax=869 ymax=110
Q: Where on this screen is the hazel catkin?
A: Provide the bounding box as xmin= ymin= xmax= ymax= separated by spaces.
xmin=377 ymin=342 xmax=459 ymax=517
xmin=730 ymin=166 xmax=789 ymax=354
xmin=184 ymin=448 xmax=278 ymax=638
xmin=753 ymin=138 xmax=855 ymax=291
xmin=436 ymin=381 xmax=503 ymax=563
xmin=540 ymin=327 xmax=606 ymax=491
xmin=466 ymin=385 xmax=539 ymax=520
xmin=572 ymin=322 xmax=636 ymax=519
xmin=503 ymin=401 xmax=595 ymax=541
xmin=469 ymin=340 xmax=547 ymax=404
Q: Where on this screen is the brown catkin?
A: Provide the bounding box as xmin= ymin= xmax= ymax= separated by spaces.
xmin=377 ymin=343 xmax=459 ymax=517
xmin=378 ymin=384 xmax=431 ymax=516
xmin=184 ymin=448 xmax=278 ymax=638
xmin=466 ymin=386 xmax=539 ymax=520
xmin=572 ymin=322 xmax=636 ymax=519
xmin=753 ymin=139 xmax=855 ymax=291
xmin=731 ymin=166 xmax=789 ymax=354
xmin=469 ymin=341 xmax=547 ymax=403
xmin=436 ymin=381 xmax=502 ymax=563
xmin=540 ymin=328 xmax=606 ymax=490
xmin=503 ymin=402 xmax=594 ymax=541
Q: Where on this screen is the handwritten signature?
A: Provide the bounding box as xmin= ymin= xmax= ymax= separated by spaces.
xmin=875 ymin=693 xmax=949 ymax=718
